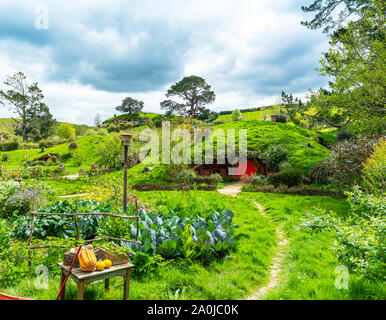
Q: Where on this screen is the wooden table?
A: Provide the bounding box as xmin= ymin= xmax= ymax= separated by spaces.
xmin=58 ymin=262 xmax=134 ymax=300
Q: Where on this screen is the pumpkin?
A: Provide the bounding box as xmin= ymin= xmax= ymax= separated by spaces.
xmin=103 ymin=259 xmax=112 ymax=269
xmin=78 ymin=248 xmax=97 ymax=272
xmin=96 ymin=261 xmax=105 ymax=271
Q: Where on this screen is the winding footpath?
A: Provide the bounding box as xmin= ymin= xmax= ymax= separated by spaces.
xmin=217 ymin=182 xmax=288 ymax=300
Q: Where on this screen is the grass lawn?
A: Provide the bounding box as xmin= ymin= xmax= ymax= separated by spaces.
xmin=239 ymin=192 xmax=386 ymax=300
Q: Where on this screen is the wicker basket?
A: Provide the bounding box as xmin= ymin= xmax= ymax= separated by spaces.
xmin=97 ymin=247 xmax=129 ymax=266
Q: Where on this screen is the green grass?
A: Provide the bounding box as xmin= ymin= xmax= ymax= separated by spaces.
xmin=103 ymin=112 xmax=161 ymax=123
xmin=0 ymin=135 xmax=108 ymax=171
xmin=239 ymin=192 xmax=385 ymax=300
xmin=198 ymin=120 xmax=331 ymax=173
xmin=0 ymin=191 xmax=277 ymax=300
xmin=214 ymin=105 xmax=284 ymax=123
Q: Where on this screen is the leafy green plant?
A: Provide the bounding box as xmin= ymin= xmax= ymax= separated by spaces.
xmin=177 ymin=169 xmax=196 ymax=185
xmin=0 ymin=220 xmax=11 ymax=251
xmin=263 ymin=144 xmax=288 ymax=172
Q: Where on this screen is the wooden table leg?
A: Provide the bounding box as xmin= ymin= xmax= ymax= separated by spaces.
xmin=77 ymin=280 xmax=85 ymax=300
xmin=105 ymin=278 xmax=110 ymax=291
xmin=60 ymin=268 xmax=66 ymax=300
xmin=124 ymin=269 xmax=130 ymax=300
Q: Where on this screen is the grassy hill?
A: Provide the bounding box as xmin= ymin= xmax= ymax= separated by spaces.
xmin=196 ymin=120 xmax=333 ymax=173
xmin=213 ymin=105 xmax=285 ymax=123
xmin=103 ymin=112 xmax=161 ymax=124
xmin=0 ymin=118 xmax=94 ymax=141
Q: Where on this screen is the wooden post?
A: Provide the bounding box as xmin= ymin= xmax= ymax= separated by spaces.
xmin=124 ymin=269 xmax=131 ymax=300
xmin=123 ymin=145 xmax=128 ymax=213
xmin=74 ymin=200 xmax=80 ymax=241
xmin=77 ymin=280 xmax=85 ymax=300
xmin=105 ymin=279 xmax=110 ymax=291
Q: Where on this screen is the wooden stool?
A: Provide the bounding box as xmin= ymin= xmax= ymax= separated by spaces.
xmin=58 ymin=262 xmax=134 ymax=300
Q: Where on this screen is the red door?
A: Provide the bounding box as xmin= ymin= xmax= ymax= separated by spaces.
xmin=237 ymin=161 xmax=257 ymax=179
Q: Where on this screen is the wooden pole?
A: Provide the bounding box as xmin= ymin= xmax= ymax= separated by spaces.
xmin=123 ymin=145 xmax=128 ymax=213
xmin=135 ymin=200 xmax=139 ymax=241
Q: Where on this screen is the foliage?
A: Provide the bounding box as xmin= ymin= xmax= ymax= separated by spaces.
xmin=1 ymin=153 xmax=9 ymax=162
xmin=310 ymin=158 xmax=333 ymax=184
xmin=116 ymin=97 xmax=144 ymax=114
xmin=11 ymin=200 xmax=112 ymax=240
xmin=276 ymin=114 xmax=288 ymax=123
xmin=232 ymin=109 xmax=242 ymax=121
xmin=327 ymin=136 xmax=378 ymax=186
xmin=0 ymin=72 xmax=56 ymax=142
xmin=164 ymin=163 xmax=187 ymax=183
xmin=0 ymin=220 xmax=11 ymax=251
xmin=300 ymin=187 xmax=385 ymax=281
xmin=160 ymin=76 xmax=215 ymax=119
xmin=263 ymin=144 xmax=289 ymax=172
xmin=120 ymin=207 xmax=236 ymax=267
xmin=56 ymin=123 xmax=76 ymax=139
xmin=362 ymin=138 xmax=386 ymax=195
xmin=337 ymin=130 xmax=354 ymax=142
xmin=96 ymin=135 xmax=123 ymax=169
xmin=68 ymin=141 xmax=78 ymax=151
xmin=177 ymin=169 xmax=196 ymax=185
xmin=307 ymin=1 xmax=385 ymax=133
xmin=0 ymin=140 xmax=19 ymax=151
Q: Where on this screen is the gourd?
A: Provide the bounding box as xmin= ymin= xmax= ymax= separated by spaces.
xmin=78 ymin=248 xmax=97 ymax=272
xmin=96 ymin=261 xmax=105 ymax=271
xmin=103 ymin=259 xmax=112 ymax=269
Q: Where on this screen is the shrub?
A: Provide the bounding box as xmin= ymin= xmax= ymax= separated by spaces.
xmin=328 ymin=136 xmax=378 ymax=186
xmin=232 ymin=109 xmax=242 ymax=121
xmin=165 ymin=163 xmax=187 ymax=183
xmin=0 ymin=220 xmax=11 ymax=251
xmin=310 ymin=159 xmax=333 ymax=185
xmin=0 ymin=141 xmax=19 ymax=151
xmin=250 ymin=174 xmax=269 ymax=186
xmin=207 ymin=173 xmax=222 ymax=185
xmin=267 ymin=168 xmax=303 ymax=187
xmin=68 ymin=141 xmax=78 ymax=151
xmin=263 ymin=144 xmax=288 ymax=172
xmin=96 ymin=128 xmax=109 ymax=136
xmin=267 ymin=173 xmax=281 ymax=187
xmin=96 ymin=135 xmax=122 ymax=169
xmin=73 ymin=150 xmax=86 ymax=166
xmin=337 ymin=130 xmax=354 ymax=142
xmin=85 ymin=129 xmax=97 ymax=136
xmin=276 ymin=114 xmax=288 ymax=123
xmin=362 ymin=137 xmax=386 ymax=196
xmin=177 ymin=169 xmax=196 ymax=185
xmin=56 ymin=123 xmax=76 ymax=139
xmin=278 ymin=161 xmax=292 ymax=171
xmin=1 ymin=153 xmax=9 ymax=162
xmin=300 ymin=187 xmax=385 ymax=281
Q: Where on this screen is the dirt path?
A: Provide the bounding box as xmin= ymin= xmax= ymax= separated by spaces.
xmin=218 ymin=182 xmax=288 ymax=299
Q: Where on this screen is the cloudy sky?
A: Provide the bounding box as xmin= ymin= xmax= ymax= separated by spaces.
xmin=0 ymin=0 xmax=328 ymax=125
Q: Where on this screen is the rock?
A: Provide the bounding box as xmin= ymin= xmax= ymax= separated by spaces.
xmin=144 ymin=166 xmax=154 ymax=173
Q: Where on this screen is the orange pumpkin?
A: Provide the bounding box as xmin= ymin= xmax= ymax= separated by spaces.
xmin=78 ymin=248 xmax=97 ymax=272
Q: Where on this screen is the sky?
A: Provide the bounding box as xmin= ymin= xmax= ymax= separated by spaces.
xmin=0 ymin=0 xmax=329 ymax=125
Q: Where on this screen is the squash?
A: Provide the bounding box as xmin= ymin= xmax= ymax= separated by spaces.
xmin=78 ymin=248 xmax=97 ymax=272
xmin=103 ymin=259 xmax=112 ymax=269
xmin=96 ymin=261 xmax=105 ymax=271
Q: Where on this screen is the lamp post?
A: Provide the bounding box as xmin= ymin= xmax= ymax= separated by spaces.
xmin=120 ymin=133 xmax=132 ymax=213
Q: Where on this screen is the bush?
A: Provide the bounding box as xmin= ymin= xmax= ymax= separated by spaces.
xmin=56 ymin=123 xmax=76 ymax=139
xmin=0 ymin=220 xmax=11 ymax=251
xmin=85 ymin=129 xmax=97 ymax=136
xmin=362 ymin=137 xmax=386 ymax=196
xmin=0 ymin=141 xmax=19 ymax=151
xmin=278 ymin=161 xmax=292 ymax=171
xmin=96 ymin=135 xmax=122 ymax=169
xmin=177 ymin=169 xmax=196 ymax=185
xmin=276 ymin=114 xmax=288 ymax=123
xmin=165 ymin=163 xmax=187 ymax=183
xmin=73 ymin=150 xmax=86 ymax=166
xmin=68 ymin=141 xmax=78 ymax=151
xmin=328 ymin=136 xmax=378 ymax=186
xmin=267 ymin=168 xmax=303 ymax=187
xmin=310 ymin=159 xmax=333 ymax=185
xmin=1 ymin=153 xmax=9 ymax=162
xmin=337 ymin=130 xmax=354 ymax=142
xmin=250 ymin=174 xmax=269 ymax=186
xmin=263 ymin=144 xmax=288 ymax=172
xmin=207 ymin=173 xmax=222 ymax=185
xmin=300 ymin=187 xmax=385 ymax=281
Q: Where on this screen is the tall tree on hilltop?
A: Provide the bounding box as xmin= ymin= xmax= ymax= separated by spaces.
xmin=0 ymin=72 xmax=56 ymax=142
xmin=160 ymin=76 xmax=215 ymax=119
xmin=116 ymin=97 xmax=144 ymax=114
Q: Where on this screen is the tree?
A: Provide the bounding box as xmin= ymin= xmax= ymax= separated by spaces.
xmin=116 ymin=97 xmax=144 ymax=114
xmin=0 ymin=72 xmax=56 ymax=142
xmin=94 ymin=113 xmax=102 ymax=127
xmin=56 ymin=123 xmax=76 ymax=139
xmin=232 ymin=109 xmax=242 ymax=121
xmin=16 ymin=103 xmax=56 ymax=142
xmin=160 ymin=75 xmax=215 ymax=118
xmin=308 ymin=1 xmax=385 ymax=131
xmin=301 ymin=0 xmax=373 ymax=33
